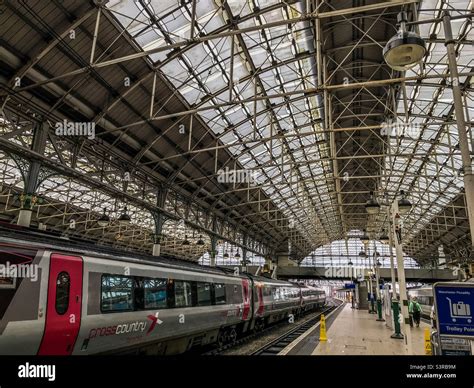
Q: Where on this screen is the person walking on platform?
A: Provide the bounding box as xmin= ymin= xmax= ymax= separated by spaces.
xmin=408 ymin=297 xmax=414 ymax=327
xmin=412 ymin=297 xmax=422 ymax=327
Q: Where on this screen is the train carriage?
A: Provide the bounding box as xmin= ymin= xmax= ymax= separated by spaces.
xmin=0 ymin=227 xmax=325 ymax=355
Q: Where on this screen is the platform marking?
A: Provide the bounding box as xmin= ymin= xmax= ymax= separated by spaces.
xmin=278 ymin=302 xmax=345 ymax=355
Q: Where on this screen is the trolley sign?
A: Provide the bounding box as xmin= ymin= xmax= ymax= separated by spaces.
xmin=434 ymin=282 xmax=474 ymax=339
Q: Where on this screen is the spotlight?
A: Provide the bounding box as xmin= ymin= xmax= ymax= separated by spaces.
xmin=365 ymin=191 xmax=380 ymax=214
xmin=97 ymin=207 xmax=110 ymax=227
xmin=398 ymin=190 xmax=412 ymax=215
xmin=383 ymin=12 xmax=426 ymax=71
xmin=118 ymin=206 xmax=131 ymax=225
xmin=360 ymin=230 xmax=370 ymax=244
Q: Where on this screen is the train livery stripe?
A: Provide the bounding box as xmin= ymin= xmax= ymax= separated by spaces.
xmin=241 ymin=279 xmax=251 ymax=320
xmin=38 ymin=254 xmax=83 ymax=355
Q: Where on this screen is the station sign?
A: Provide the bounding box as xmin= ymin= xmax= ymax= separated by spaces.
xmin=439 ymin=337 xmax=472 ymax=356
xmin=433 ymin=282 xmax=474 ymax=339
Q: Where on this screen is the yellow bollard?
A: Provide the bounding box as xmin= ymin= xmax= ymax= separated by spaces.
xmin=319 ymin=314 xmax=328 ymax=342
xmin=424 ymin=328 xmax=432 ymax=355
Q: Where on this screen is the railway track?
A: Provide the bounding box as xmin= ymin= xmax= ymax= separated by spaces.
xmin=250 ymin=305 xmax=337 ymax=355
xmin=201 ymin=301 xmax=340 ymax=356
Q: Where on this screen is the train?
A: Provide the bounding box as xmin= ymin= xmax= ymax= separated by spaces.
xmin=407 ymin=278 xmax=474 ymax=320
xmin=0 ymin=226 xmax=325 ymax=355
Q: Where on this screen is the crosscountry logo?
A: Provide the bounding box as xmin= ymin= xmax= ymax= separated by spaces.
xmin=146 ymin=312 xmax=163 ymax=335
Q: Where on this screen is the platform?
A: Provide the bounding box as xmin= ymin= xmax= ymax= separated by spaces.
xmin=311 ymin=304 xmax=430 ymax=355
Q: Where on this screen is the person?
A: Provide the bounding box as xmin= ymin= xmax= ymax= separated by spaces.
xmin=412 ymin=297 xmax=422 ymax=327
xmin=430 ymin=305 xmax=437 ymax=329
xmin=408 ymin=296 xmax=414 ymax=327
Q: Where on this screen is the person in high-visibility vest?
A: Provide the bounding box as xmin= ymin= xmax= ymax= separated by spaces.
xmin=412 ymin=297 xmax=422 ymax=327
xmin=408 ymin=297 xmax=414 ymax=327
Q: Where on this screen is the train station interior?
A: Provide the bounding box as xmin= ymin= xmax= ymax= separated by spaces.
xmin=1 ymin=0 xmax=474 ymax=373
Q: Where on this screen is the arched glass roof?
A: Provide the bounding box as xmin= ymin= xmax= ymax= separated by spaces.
xmin=0 ymin=0 xmax=472 ymax=265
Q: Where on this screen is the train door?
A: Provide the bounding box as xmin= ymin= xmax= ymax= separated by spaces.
xmin=241 ymin=279 xmax=251 ymax=320
xmin=38 ymin=254 xmax=83 ymax=355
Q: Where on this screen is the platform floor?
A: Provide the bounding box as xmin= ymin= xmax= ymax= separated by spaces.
xmin=312 ymin=303 xmax=430 ymax=355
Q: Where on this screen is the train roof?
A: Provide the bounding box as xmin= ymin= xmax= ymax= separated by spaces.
xmin=0 ymin=224 xmax=237 ymax=278
xmin=0 ymin=224 xmax=320 ymax=288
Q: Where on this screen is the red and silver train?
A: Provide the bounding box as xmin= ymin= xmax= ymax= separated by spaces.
xmin=0 ymin=227 xmax=325 ymax=355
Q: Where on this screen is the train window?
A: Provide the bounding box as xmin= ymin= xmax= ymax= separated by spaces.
xmin=263 ymin=286 xmax=271 ymax=297
xmin=143 ymin=278 xmax=167 ymax=309
xmin=55 ymin=272 xmax=70 ymax=315
xmin=273 ymin=287 xmax=280 ymax=301
xmin=197 ymin=282 xmax=212 ymax=306
xmin=101 ymin=275 xmax=134 ymax=312
xmin=214 ymin=283 xmax=226 ymax=305
xmin=174 ymin=281 xmax=193 ymax=308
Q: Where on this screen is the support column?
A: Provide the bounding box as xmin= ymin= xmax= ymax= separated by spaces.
xmin=388 ymin=207 xmax=403 ymax=339
xmin=392 ymin=200 xmax=413 ymax=354
xmin=387 ymin=209 xmax=398 ymax=296
xmin=152 ymin=233 xmax=162 ymax=256
xmin=368 ymin=272 xmax=376 ymax=314
xmin=444 ymin=11 xmax=474 ymax=258
xmin=209 ymin=236 xmax=217 ymax=267
xmin=151 ymin=212 xmax=167 ymax=257
xmin=263 ymin=255 xmax=274 ymax=275
xmin=209 ymin=214 xmax=218 ymax=267
xmin=242 ymin=248 xmax=248 ymax=272
xmin=373 ymin=240 xmax=385 ymax=321
xmin=152 ymin=185 xmax=169 ymax=257
xmin=18 ymin=121 xmax=48 ymax=227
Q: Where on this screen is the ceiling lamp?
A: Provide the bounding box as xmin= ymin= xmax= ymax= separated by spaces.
xmin=365 ymin=191 xmax=380 ymax=214
xmin=348 ymin=260 xmax=353 ymax=266
xmin=360 ymin=230 xmax=370 ymax=244
xmin=196 ymin=234 xmax=205 ymax=245
xmin=97 ymin=207 xmax=110 ymax=227
xmin=182 ymin=235 xmax=190 ymax=245
xmin=383 ymin=11 xmax=426 ymax=71
xmin=379 ymin=229 xmax=389 ymax=244
xmin=118 ymin=206 xmax=131 ymax=225
xmin=234 ymin=250 xmax=241 ymax=259
xmin=398 ymin=190 xmax=412 ymax=215
xmin=359 ymin=248 xmax=366 ymax=257
xmin=223 ymin=250 xmax=229 ymax=259
xmin=376 ymin=259 xmax=382 ymax=267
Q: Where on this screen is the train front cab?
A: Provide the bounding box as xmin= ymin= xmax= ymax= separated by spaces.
xmin=0 ymin=247 xmax=84 ymax=355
